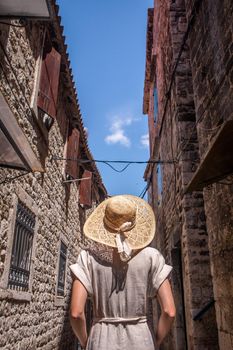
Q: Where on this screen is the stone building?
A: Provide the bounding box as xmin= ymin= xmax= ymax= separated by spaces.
xmin=143 ymin=1 xmax=233 ymax=349
xmin=0 ymin=1 xmax=107 ymax=349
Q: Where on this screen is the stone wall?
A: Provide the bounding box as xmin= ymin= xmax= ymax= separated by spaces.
xmin=184 ymin=0 xmax=233 ymax=348
xmin=143 ymin=0 xmax=227 ymax=348
xmin=0 ymin=17 xmax=105 ymax=350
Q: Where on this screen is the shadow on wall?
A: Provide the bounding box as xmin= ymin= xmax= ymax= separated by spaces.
xmin=58 ymin=290 xmax=76 ymax=350
xmin=0 ymin=22 xmax=10 ymax=66
xmin=25 ymin=22 xmax=50 ymax=170
xmin=64 ymin=182 xmax=71 ymax=219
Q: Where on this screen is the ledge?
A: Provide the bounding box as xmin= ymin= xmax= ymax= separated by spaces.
xmin=0 ymin=288 xmax=31 ymax=302
xmin=54 ymin=295 xmax=65 ymax=307
xmin=185 ymin=120 xmax=233 ymax=192
xmin=0 ymin=92 xmax=44 ymax=172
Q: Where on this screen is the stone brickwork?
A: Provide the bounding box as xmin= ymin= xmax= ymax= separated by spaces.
xmin=142 ymin=0 xmax=233 ymax=348
xmin=0 ymin=4 xmax=106 ymax=350
xmin=184 ymin=1 xmax=233 ymax=348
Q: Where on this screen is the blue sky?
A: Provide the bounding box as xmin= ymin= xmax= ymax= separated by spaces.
xmin=57 ymin=0 xmax=153 ymax=196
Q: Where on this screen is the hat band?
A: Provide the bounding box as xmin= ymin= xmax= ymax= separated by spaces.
xmin=115 ymin=233 xmax=132 ymax=262
xmin=104 ymin=216 xmax=136 ymax=233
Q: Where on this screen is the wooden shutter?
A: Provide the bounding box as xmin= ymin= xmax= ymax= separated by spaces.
xmin=79 ymin=170 xmax=92 ymax=207
xmin=57 ymin=104 xmax=68 ymax=142
xmin=66 ymin=127 xmax=80 ymax=179
xmin=38 ymin=34 xmax=61 ymax=118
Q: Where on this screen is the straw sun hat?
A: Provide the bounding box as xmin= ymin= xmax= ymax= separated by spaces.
xmin=84 ymin=195 xmax=156 ymax=261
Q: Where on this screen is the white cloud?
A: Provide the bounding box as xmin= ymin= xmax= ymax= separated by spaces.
xmin=105 ymin=116 xmax=132 ymax=147
xmin=140 ymin=133 xmax=149 ymax=148
xmin=105 ymin=130 xmax=131 ymax=147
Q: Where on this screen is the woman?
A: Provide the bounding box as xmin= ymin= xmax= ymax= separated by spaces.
xmin=70 ymin=195 xmax=176 ymax=349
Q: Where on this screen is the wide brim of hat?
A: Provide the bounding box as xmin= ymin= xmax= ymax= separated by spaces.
xmin=83 ymin=195 xmax=156 ymax=249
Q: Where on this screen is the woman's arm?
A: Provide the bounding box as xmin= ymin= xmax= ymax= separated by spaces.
xmin=70 ymin=279 xmax=88 ymax=348
xmin=155 ymin=278 xmax=176 ymax=348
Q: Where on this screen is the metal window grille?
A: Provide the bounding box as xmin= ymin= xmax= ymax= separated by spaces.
xmin=57 ymin=241 xmax=67 ymax=296
xmin=8 ymin=200 xmax=36 ymax=291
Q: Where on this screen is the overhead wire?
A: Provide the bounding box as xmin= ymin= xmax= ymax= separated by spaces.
xmin=0 ymin=170 xmax=31 ymax=185
xmin=51 ymin=156 xmax=175 ymax=195
xmin=102 ymin=161 xmax=132 ymax=173
xmin=52 ymin=156 xmax=175 ymax=176
xmin=139 ymin=162 xmax=156 ymax=199
xmin=0 ymin=20 xmax=27 ymax=28
xmin=51 ymin=155 xmax=175 ymax=165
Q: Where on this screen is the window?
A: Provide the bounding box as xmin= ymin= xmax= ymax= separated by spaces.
xmin=79 ymin=204 xmax=86 ymax=241
xmin=157 ymin=163 xmax=163 ymax=206
xmin=0 ymin=189 xmax=38 ymax=301
xmin=57 ymin=241 xmax=67 ymax=296
xmin=8 ymin=200 xmax=36 ymax=292
xmin=37 ymin=32 xmax=61 ymax=127
xmin=154 ymin=88 xmax=158 ymax=123
xmin=38 ymin=108 xmax=54 ymax=131
xmin=65 ymin=126 xmax=80 ymax=180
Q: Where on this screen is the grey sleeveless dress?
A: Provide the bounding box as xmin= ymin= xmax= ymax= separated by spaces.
xmin=70 ymin=246 xmax=172 ymax=350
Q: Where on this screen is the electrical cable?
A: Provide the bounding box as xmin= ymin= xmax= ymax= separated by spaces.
xmin=52 ymin=155 xmax=176 ymax=165
xmin=217 ymin=181 xmax=233 ymax=186
xmin=139 ymin=162 xmax=156 ymax=199
xmin=0 ymin=171 xmax=30 ymax=185
xmin=216 ymin=174 xmax=233 ymax=186
xmin=52 ymin=155 xmax=174 ymax=197
xmin=198 ymin=124 xmax=223 ymax=132
xmin=102 ymin=161 xmax=131 ymax=173
xmin=0 ymin=19 xmax=27 ymax=28
xmin=138 ymin=183 xmax=148 ymax=198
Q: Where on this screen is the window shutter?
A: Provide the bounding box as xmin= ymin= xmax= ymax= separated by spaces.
xmin=79 ymin=170 xmax=92 ymax=207
xmin=66 ymin=127 xmax=80 ymax=179
xmin=57 ymin=105 xmax=68 ymax=142
xmin=38 ymin=34 xmax=61 ymax=118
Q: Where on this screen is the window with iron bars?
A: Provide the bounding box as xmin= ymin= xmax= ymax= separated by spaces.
xmin=57 ymin=241 xmax=67 ymax=296
xmin=8 ymin=200 xmax=36 ymax=291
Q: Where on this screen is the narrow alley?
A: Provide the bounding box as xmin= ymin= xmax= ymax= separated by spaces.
xmin=0 ymin=1 xmax=233 ymax=350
